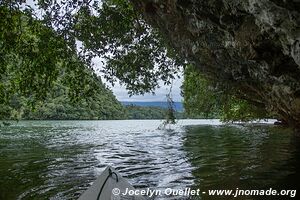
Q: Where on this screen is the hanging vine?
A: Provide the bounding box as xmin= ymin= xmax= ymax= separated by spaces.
xmin=158 ymin=82 xmax=177 ymax=130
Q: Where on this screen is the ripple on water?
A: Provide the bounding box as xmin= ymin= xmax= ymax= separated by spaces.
xmin=1 ymin=120 xmax=298 ymax=200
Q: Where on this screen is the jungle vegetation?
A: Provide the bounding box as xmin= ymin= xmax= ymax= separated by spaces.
xmin=0 ymin=0 xmax=269 ymax=122
xmin=125 ymin=104 xmax=185 ymax=120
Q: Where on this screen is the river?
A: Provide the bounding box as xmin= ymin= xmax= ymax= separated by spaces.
xmin=0 ymin=120 xmax=299 ymax=200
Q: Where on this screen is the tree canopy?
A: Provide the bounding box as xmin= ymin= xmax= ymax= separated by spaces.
xmin=0 ymin=0 xmax=184 ymax=99
xmin=182 ymin=65 xmax=269 ymax=122
xmin=0 ymin=0 xmax=270 ymax=121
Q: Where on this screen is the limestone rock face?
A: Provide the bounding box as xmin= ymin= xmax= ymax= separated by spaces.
xmin=131 ymin=0 xmax=300 ymax=129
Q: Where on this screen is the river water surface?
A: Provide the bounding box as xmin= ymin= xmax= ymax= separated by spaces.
xmin=0 ymin=120 xmax=299 ymax=200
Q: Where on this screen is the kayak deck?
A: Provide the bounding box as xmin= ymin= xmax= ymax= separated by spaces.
xmin=79 ymin=166 xmax=145 ymax=200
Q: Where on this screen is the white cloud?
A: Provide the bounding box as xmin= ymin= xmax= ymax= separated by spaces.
xmin=111 ymin=79 xmax=183 ymax=102
xmin=92 ymin=57 xmax=183 ymax=102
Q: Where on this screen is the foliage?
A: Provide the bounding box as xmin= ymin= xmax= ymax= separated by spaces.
xmin=220 ymin=96 xmax=269 ymax=122
xmin=0 ymin=1 xmax=271 ymax=121
xmin=0 ymin=7 xmax=126 ymax=120
xmin=182 ymin=65 xmax=269 ymax=122
xmin=164 ymin=93 xmax=176 ymax=124
xmin=0 ymin=0 xmax=185 ymax=98
xmin=125 ymin=105 xmax=166 ymax=119
xmin=1 ymin=68 xmax=127 ymax=120
xmin=182 ymin=65 xmax=221 ymax=118
xmin=74 ymin=0 xmax=185 ymax=95
xmin=125 ymin=105 xmax=185 ymax=120
xmin=0 ymin=6 xmax=100 ymax=105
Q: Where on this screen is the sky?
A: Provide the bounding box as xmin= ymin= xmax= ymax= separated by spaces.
xmin=107 ymin=78 xmax=183 ymax=102
xmin=92 ymin=58 xmax=183 ymax=102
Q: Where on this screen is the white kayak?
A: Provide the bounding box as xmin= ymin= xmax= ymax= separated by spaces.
xmin=79 ymin=166 xmax=145 ymax=200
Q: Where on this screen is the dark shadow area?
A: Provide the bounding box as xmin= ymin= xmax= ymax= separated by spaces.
xmin=183 ymin=125 xmax=300 ymax=200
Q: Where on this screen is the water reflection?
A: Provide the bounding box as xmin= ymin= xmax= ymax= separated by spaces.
xmin=183 ymin=125 xmax=300 ymax=200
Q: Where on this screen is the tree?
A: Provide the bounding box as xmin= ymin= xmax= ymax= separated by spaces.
xmin=0 ymin=6 xmax=126 ymax=120
xmin=0 ymin=0 xmax=185 ymax=99
xmin=182 ymin=65 xmax=269 ymax=121
xmin=182 ymin=65 xmax=221 ymax=118
xmin=0 ymin=0 xmax=270 ymax=121
xmin=0 ymin=6 xmax=92 ymax=104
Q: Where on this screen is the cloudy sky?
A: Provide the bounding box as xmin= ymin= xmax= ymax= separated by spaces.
xmin=92 ymin=58 xmax=183 ymax=102
xmin=107 ymin=79 xmax=183 ymax=102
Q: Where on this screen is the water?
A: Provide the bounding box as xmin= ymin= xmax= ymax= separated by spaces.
xmin=0 ymin=120 xmax=299 ymax=200
xmin=183 ymin=124 xmax=300 ymax=200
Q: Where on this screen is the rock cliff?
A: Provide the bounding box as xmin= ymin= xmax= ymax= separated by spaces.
xmin=131 ymin=0 xmax=300 ymax=131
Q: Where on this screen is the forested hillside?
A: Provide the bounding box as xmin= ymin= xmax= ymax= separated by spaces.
xmin=0 ymin=8 xmax=126 ymax=120
xmin=125 ymin=105 xmax=185 ymax=120
xmin=122 ymin=101 xmax=184 ymax=112
xmin=1 ymin=70 xmax=127 ymax=120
